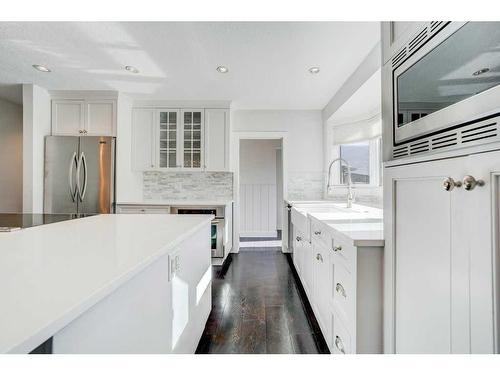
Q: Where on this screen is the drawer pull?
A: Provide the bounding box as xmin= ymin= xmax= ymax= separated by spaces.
xmin=296 ymin=236 xmax=302 ymax=242
xmin=335 ymin=335 xmax=346 ymax=354
xmin=316 ymin=253 xmax=323 ymax=262
xmin=314 ymin=230 xmax=322 ymax=235
xmin=336 ymin=283 xmax=347 ymax=298
xmin=333 ymin=245 xmax=342 ymax=252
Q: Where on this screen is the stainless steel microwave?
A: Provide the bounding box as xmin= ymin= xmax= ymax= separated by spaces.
xmin=389 ymin=22 xmax=500 ymax=151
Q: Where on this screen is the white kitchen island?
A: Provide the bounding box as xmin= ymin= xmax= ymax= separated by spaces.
xmin=0 ymin=214 xmax=213 ymax=354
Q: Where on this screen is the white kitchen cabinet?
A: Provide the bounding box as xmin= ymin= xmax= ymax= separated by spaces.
xmin=51 ymin=100 xmax=85 ymax=136
xmin=181 ymin=109 xmax=204 ymax=169
xmin=312 ymin=241 xmax=331 ymax=343
xmin=132 ymin=107 xmax=231 ymax=171
xmin=52 ymin=99 xmax=116 ymax=136
xmin=384 ymin=152 xmax=499 ymax=353
xmin=157 ymin=110 xmax=182 ymax=168
xmin=309 ymin=218 xmax=383 ymax=354
xmin=52 ymin=223 xmax=211 ymax=353
xmin=131 ymin=109 xmax=156 ymax=170
xmin=204 ymin=109 xmax=229 ymax=171
xmin=86 ymin=100 xmax=116 ymax=136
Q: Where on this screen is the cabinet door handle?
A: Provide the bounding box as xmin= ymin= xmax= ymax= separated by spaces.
xmin=442 ymin=177 xmax=461 ymax=191
xmin=314 ymin=230 xmax=322 ymax=235
xmin=336 ymin=283 xmax=347 ymax=298
xmin=333 ymin=245 xmax=342 ymax=252
xmin=316 ymin=253 xmax=323 ymax=262
xmin=296 ymin=236 xmax=302 ymax=242
xmin=462 ymin=175 xmax=485 ymax=191
xmin=335 ymin=335 xmax=346 ymax=354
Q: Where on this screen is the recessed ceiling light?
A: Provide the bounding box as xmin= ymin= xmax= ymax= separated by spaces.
xmin=125 ymin=65 xmax=140 ymax=74
xmin=32 ymin=64 xmax=51 ymax=73
xmin=473 ymin=68 xmax=490 ymax=76
xmin=216 ymin=66 xmax=229 ymax=74
xmin=308 ymin=67 xmax=320 ymax=74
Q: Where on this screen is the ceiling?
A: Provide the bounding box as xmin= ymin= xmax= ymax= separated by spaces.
xmin=0 ymin=22 xmax=380 ymax=109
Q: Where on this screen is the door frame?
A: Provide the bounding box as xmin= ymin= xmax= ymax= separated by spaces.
xmin=231 ymin=131 xmax=288 ymax=253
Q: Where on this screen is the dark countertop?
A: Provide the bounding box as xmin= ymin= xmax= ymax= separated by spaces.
xmin=0 ymin=213 xmax=94 ymax=231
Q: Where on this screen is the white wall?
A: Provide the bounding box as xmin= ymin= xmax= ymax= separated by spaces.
xmin=232 ymin=110 xmax=324 ymax=201
xmin=22 ymin=84 xmax=51 ymax=213
xmin=115 ymin=94 xmax=143 ymax=203
xmin=239 ymin=139 xmax=281 ymax=237
xmin=0 ymin=98 xmax=23 ymax=212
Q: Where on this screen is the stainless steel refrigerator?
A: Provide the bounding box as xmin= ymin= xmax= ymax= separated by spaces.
xmin=44 ymin=136 xmax=115 ymax=215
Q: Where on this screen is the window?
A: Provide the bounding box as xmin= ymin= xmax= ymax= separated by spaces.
xmin=339 ymin=141 xmax=370 ymax=184
xmin=330 ymin=137 xmax=381 ymax=187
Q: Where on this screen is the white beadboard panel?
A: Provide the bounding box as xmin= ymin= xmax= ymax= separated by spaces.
xmin=240 ymin=184 xmax=277 ymax=237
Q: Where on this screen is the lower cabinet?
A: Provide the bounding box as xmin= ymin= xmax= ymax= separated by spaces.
xmin=384 ymin=151 xmax=500 ymax=354
xmin=51 ymin=224 xmax=211 ymax=353
xmin=292 ymin=217 xmax=384 ymax=354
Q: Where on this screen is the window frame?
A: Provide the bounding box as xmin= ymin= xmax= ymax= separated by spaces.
xmin=329 ymin=136 xmax=382 ymax=188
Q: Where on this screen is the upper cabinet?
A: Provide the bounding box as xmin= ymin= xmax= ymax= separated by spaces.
xmin=52 ymin=99 xmax=116 ymax=136
xmin=132 ymin=107 xmax=229 ymax=172
xmin=205 ymin=109 xmax=229 ymax=171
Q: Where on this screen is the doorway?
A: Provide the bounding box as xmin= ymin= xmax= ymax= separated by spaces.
xmin=238 ymin=138 xmax=284 ymax=251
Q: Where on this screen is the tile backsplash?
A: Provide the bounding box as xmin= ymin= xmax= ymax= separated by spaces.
xmin=287 ymin=171 xmax=324 ymax=200
xmin=143 ymin=171 xmax=233 ymax=202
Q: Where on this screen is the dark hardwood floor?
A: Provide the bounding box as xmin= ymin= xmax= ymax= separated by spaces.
xmin=196 ymin=248 xmax=329 ymax=354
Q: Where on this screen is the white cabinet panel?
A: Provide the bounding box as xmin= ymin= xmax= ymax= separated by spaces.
xmin=132 ymin=109 xmax=156 ymax=170
xmin=204 ymin=109 xmax=229 ymax=171
xmin=52 ymin=99 xmax=116 ymax=137
xmin=394 ymin=177 xmax=454 ymax=353
xmin=313 ymin=243 xmax=331 ymax=342
xmin=384 ymin=153 xmax=498 ymax=353
xmin=52 ymin=100 xmax=85 ymax=136
xmin=86 ymin=100 xmax=116 ymax=136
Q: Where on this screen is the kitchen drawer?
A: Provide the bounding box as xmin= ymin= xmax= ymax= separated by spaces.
xmin=331 ymin=236 xmax=355 ymax=273
xmin=332 ymin=312 xmax=352 ymax=354
xmin=116 ymin=205 xmax=171 ymax=214
xmin=332 ymin=261 xmax=355 ymax=328
xmin=311 ymin=219 xmax=332 ymax=250
xmin=291 ymin=208 xmax=310 ymax=241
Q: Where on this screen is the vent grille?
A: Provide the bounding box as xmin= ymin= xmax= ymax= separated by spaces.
xmin=409 ymin=140 xmax=430 ymax=154
xmin=392 ymin=118 xmax=499 ymax=160
xmin=430 ymin=21 xmax=444 ymax=32
xmin=461 ymin=122 xmax=497 ymax=143
xmin=391 ymin=48 xmax=407 ymax=68
xmin=408 ymin=28 xmax=428 ymax=53
xmin=390 ymin=21 xmax=448 ymax=68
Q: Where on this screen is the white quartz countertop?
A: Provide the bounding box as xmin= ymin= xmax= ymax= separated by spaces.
xmin=309 ymin=215 xmax=384 ymax=247
xmin=117 ymin=200 xmax=233 ymax=206
xmin=290 ymin=201 xmax=384 ymax=247
xmin=0 ymin=214 xmax=213 ymax=354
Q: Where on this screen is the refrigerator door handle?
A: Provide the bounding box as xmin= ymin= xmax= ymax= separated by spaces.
xmin=81 ymin=152 xmax=88 ymax=201
xmin=76 ymin=152 xmax=88 ymax=202
xmin=68 ymin=151 xmax=78 ymax=202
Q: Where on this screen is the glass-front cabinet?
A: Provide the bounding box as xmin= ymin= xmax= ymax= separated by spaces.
xmin=156 ymin=109 xmax=204 ymax=169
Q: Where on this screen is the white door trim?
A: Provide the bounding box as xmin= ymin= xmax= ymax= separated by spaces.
xmin=231 ymin=131 xmax=288 ymax=253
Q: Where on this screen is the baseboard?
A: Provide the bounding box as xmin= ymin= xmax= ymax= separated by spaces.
xmin=240 ymin=231 xmax=277 ymax=238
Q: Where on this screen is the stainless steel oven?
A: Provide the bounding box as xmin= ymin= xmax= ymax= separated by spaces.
xmin=171 ymin=206 xmax=225 ymax=258
xmin=385 ymin=22 xmax=500 ymax=159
